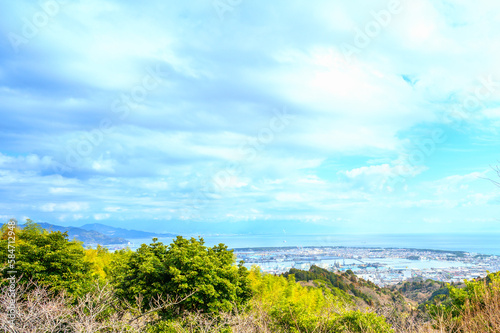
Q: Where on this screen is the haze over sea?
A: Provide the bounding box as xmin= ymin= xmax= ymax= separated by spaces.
xmin=128 ymin=233 xmax=500 ymax=256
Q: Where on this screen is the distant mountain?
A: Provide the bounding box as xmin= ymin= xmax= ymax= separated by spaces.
xmin=80 ymin=223 xmax=176 ymax=239
xmin=25 ymin=223 xmax=129 ymax=246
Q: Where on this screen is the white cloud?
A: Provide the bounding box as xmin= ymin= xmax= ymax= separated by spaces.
xmin=483 ymin=107 xmax=500 ymax=119
xmin=276 ymin=192 xmax=303 ymax=202
xmin=298 ymin=175 xmax=325 ymax=184
xmin=93 ymin=213 xmax=111 ymax=220
xmin=92 ymin=159 xmax=115 ymax=173
xmin=340 ymin=163 xmax=426 ymax=191
xmin=1 ymin=0 xmax=500 ymax=232
xmin=49 ymin=187 xmax=74 ymax=194
xmin=40 ymin=202 xmax=89 ymax=212
xmin=104 ymin=206 xmax=123 ymax=212
xmin=432 ymin=171 xmax=485 ymax=195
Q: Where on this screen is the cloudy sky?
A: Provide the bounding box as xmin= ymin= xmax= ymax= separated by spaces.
xmin=1 ymin=0 xmax=500 ymax=235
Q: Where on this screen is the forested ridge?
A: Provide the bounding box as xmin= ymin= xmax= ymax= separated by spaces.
xmin=1 ymin=219 xmax=500 ymax=332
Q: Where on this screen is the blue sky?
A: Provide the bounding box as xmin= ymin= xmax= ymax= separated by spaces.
xmin=1 ymin=0 xmax=500 ymax=235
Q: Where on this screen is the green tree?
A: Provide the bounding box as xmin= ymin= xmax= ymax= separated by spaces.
xmin=0 ymin=219 xmax=94 ymax=296
xmin=110 ymin=236 xmax=252 ymax=317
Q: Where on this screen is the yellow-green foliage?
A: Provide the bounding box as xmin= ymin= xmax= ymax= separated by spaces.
xmin=84 ymin=245 xmax=114 ymax=280
xmin=248 ymin=267 xmax=393 ymax=333
xmin=428 ymin=271 xmax=500 ymax=332
xmin=249 ymin=266 xmax=335 ymax=314
xmin=455 ymin=271 xmax=500 ymax=307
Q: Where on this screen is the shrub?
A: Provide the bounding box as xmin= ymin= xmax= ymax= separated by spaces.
xmin=110 ymin=236 xmax=252 ymax=317
xmin=0 ymin=219 xmax=94 ymax=296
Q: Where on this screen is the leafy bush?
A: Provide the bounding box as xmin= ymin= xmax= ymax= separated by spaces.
xmin=0 ymin=219 xmax=94 ymax=296
xmin=110 ymin=236 xmax=252 ymax=317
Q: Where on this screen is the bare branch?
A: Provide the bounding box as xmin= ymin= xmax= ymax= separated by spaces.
xmin=127 ymin=289 xmax=197 ymax=325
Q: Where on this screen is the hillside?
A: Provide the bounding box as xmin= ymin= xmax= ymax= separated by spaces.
xmin=26 ymin=223 xmax=129 ymax=246
xmin=20 ymin=222 xmax=178 ymax=246
xmin=390 ymin=278 xmax=464 ymax=305
xmin=284 ymin=265 xmax=411 ymax=311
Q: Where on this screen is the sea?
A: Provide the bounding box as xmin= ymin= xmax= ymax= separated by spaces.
xmin=123 ymin=233 xmax=500 ymax=256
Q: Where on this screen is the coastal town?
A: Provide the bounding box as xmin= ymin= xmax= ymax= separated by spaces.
xmin=235 ymin=246 xmax=500 ymax=286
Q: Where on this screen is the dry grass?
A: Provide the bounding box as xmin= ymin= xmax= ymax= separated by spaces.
xmin=3 ymin=279 xmax=500 ymax=333
xmin=0 ymin=280 xmax=185 ymax=333
xmin=452 ymin=278 xmax=500 ymax=332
